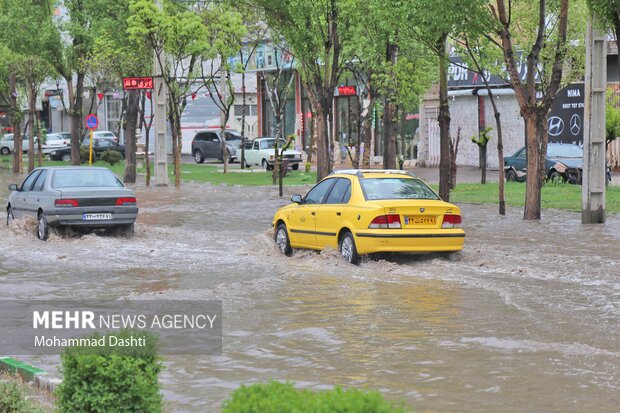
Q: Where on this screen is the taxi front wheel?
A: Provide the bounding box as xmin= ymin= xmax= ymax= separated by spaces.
xmin=275 ymin=223 xmax=293 ymax=256
xmin=339 ymin=231 xmax=360 ymax=265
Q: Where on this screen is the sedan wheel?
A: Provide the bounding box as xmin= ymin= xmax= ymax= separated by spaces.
xmin=339 ymin=232 xmax=360 ymax=265
xmin=505 ymin=169 xmax=517 ymax=182
xmin=275 ymin=223 xmax=292 ymax=256
xmin=0 ymin=147 xmax=9 ymax=155
xmin=37 ymin=212 xmax=50 ymax=241
xmin=6 ymin=206 xmax=14 ymax=226
xmin=61 ymin=153 xmax=71 ymax=162
xmin=549 ymin=170 xmax=563 ymax=182
xmin=194 ymin=150 xmax=204 ymax=164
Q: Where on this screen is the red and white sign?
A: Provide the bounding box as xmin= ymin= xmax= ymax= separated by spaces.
xmin=337 ymin=85 xmax=357 ymax=96
xmin=123 ymin=77 xmax=153 ymax=90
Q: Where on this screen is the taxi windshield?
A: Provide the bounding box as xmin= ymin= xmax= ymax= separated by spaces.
xmin=359 ymin=178 xmax=439 ymax=201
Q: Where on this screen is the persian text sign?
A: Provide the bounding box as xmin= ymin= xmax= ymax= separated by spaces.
xmin=123 ymin=77 xmax=153 ymax=90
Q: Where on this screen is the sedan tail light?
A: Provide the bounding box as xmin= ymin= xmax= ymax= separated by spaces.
xmin=442 ymin=214 xmax=462 ymax=228
xmin=369 ymin=214 xmax=401 ymax=229
xmin=115 ymin=197 xmax=137 ymax=206
xmin=55 ymin=199 xmax=79 ymax=207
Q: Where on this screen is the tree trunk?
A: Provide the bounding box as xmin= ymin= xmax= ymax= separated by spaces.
xmin=437 ymin=36 xmax=452 ymax=201
xmin=523 ymin=111 xmax=547 ymax=220
xmin=450 ymin=126 xmax=461 ymax=190
xmin=9 ymin=72 xmax=23 ymax=174
xmin=241 ymin=69 xmax=247 ymax=169
xmin=307 ymin=89 xmax=332 ymax=181
xmin=361 ymin=97 xmax=374 ymax=169
xmin=273 ymin=114 xmax=281 ymax=185
xmin=174 ymin=112 xmax=182 ymax=188
xmin=70 ymin=73 xmax=85 ymax=166
xmin=481 ymin=145 xmax=487 ymax=184
xmin=124 ymin=90 xmax=139 ymax=184
xmin=27 ymin=83 xmax=36 ymax=173
xmin=36 ymin=112 xmax=43 ymax=167
xmin=383 ymin=99 xmax=397 ymax=169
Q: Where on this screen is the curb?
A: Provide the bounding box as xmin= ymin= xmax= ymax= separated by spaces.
xmin=0 ymin=357 xmax=60 ymax=393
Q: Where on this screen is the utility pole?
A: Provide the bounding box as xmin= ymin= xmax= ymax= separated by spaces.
xmin=153 ymin=0 xmax=168 ymax=186
xmin=582 ymin=19 xmax=607 ymax=224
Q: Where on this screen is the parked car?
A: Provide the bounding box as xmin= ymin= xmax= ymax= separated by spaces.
xmin=504 ymin=143 xmax=612 ymax=185
xmin=41 ymin=133 xmax=70 ymax=154
xmin=83 ymin=131 xmax=119 ymax=143
xmin=6 ymin=166 xmax=138 ymax=240
xmin=0 ymin=134 xmax=38 ymax=155
xmin=244 ymin=137 xmax=303 ymax=171
xmin=191 ymin=129 xmax=241 ymax=164
xmin=49 ymin=139 xmax=126 ymax=161
xmin=272 ymin=169 xmax=465 ymax=264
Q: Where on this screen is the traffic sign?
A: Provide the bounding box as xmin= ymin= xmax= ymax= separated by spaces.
xmin=85 ymin=114 xmax=98 ymax=131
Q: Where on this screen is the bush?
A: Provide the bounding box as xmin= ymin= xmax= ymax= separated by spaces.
xmin=221 ymin=381 xmax=405 ymax=413
xmin=79 ymin=146 xmax=92 ymax=164
xmin=0 ymin=382 xmax=41 ymax=413
xmin=101 ymin=149 xmax=123 ymax=166
xmin=56 ymin=330 xmax=162 ymax=413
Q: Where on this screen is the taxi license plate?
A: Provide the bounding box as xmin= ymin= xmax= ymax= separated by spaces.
xmin=82 ymin=213 xmax=112 ymax=221
xmin=404 ymin=216 xmax=436 ymax=225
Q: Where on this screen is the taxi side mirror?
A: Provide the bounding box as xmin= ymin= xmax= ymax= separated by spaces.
xmin=8 ymin=184 xmax=18 ymax=191
xmin=291 ymin=194 xmax=303 ymax=204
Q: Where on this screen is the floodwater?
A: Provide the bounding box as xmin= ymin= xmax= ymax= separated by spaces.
xmin=0 ymin=170 xmax=619 ymax=413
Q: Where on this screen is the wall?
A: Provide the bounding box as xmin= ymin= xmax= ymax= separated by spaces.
xmin=450 ymin=92 xmax=525 ymax=168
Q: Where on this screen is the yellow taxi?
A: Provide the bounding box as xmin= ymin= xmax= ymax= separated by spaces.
xmin=272 ymin=169 xmax=465 ymax=264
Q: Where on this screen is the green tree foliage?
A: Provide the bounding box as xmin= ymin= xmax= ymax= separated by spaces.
xmin=57 ymin=331 xmax=162 ymax=413
xmin=404 ymin=0 xmax=489 ymax=201
xmin=607 ymin=89 xmax=620 ymax=147
xmin=0 ymin=382 xmax=41 ymax=413
xmin=128 ymin=0 xmax=212 ymax=187
xmin=254 ymin=0 xmax=352 ymax=181
xmin=221 ymin=381 xmax=405 ymax=413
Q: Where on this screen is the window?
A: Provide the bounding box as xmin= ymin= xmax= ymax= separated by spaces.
xmin=253 ymin=141 xmax=259 ymax=150
xmin=359 ymin=178 xmax=439 ymax=201
xmin=51 ymin=169 xmax=124 ymax=188
xmin=516 ymin=148 xmax=525 ymax=159
xmin=304 ymin=179 xmax=336 ymax=204
xmin=206 ymin=133 xmax=219 ymax=142
xmin=260 ymin=139 xmax=287 ymax=150
xmin=20 ymin=170 xmax=42 ymax=192
xmin=324 ymin=178 xmax=351 ymax=204
xmin=194 ymin=133 xmax=207 ymax=142
xmin=234 ymin=105 xmax=256 ymax=117
xmin=32 ymin=170 xmax=48 ymax=192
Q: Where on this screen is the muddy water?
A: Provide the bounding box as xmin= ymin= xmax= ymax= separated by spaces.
xmin=0 ymin=171 xmax=619 ymax=413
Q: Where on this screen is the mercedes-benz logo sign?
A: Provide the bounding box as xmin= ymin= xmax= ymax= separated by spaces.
xmin=548 ymin=116 xmax=565 ymax=137
xmin=570 ymin=114 xmax=581 ymax=136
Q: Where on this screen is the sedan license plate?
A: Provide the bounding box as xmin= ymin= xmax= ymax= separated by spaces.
xmin=82 ymin=213 xmax=112 ymax=221
xmin=405 ymin=216 xmax=436 ymax=225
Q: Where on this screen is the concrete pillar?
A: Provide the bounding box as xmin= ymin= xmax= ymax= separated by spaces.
xmin=582 ymin=19 xmax=607 ymax=223
xmin=153 ymin=0 xmax=168 ymax=186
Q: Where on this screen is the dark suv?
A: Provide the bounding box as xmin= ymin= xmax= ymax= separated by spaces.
xmin=191 ymin=129 xmax=242 ymax=163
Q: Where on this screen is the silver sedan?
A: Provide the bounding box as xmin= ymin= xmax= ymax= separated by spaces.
xmin=6 ymin=166 xmax=138 ymax=240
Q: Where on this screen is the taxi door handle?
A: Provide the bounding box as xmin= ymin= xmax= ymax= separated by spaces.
xmin=336 ymin=212 xmax=341 ymax=216
xmin=311 ymin=212 xmax=315 ymax=216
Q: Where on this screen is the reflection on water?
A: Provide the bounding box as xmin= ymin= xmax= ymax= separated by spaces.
xmin=0 ymin=171 xmax=619 ymax=413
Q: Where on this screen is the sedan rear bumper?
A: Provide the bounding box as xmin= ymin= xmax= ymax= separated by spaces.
xmin=46 ymin=207 xmax=138 ymax=227
xmin=353 ymin=229 xmax=465 ymax=254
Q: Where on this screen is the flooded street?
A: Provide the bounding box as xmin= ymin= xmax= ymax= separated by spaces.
xmin=0 ymin=170 xmax=619 ymax=413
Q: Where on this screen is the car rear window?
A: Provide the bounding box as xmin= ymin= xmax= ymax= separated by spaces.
xmin=359 ymin=178 xmax=439 ymax=201
xmin=51 ymin=170 xmax=124 ymax=188
xmin=548 ymin=145 xmax=582 ymax=158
